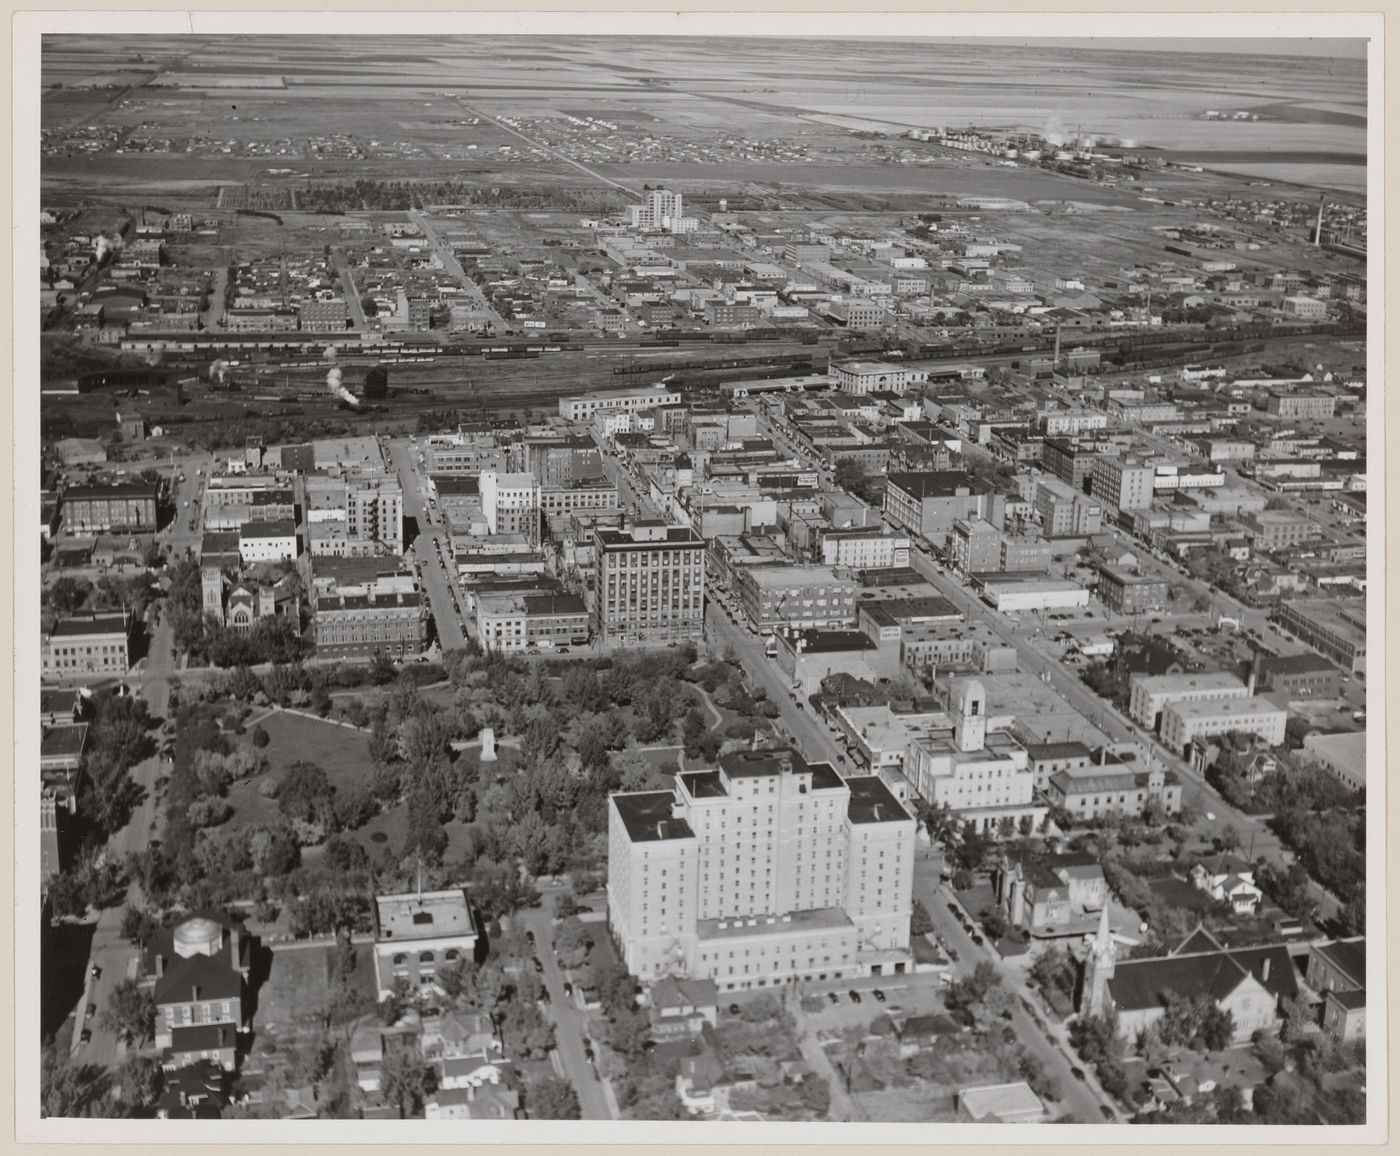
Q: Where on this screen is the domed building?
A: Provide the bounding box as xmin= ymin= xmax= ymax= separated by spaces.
xmin=145 ymin=911 xmax=255 ymax=1073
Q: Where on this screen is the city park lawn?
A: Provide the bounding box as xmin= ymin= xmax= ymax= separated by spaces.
xmin=222 ymin=709 xmax=379 ymax=832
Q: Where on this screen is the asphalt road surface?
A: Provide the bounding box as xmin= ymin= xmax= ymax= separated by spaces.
xmin=387 ymin=438 xmax=466 ymax=649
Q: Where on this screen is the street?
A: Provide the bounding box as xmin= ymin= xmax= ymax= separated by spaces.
xmin=516 ymin=902 xmax=615 ymax=1120
xmin=408 ymin=211 xmax=508 ymax=332
xmin=386 ymin=438 xmax=467 ymax=649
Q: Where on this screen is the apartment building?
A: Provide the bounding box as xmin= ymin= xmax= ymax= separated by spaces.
xmin=1128 ymin=671 xmax=1249 ymax=730
xmin=310 ymin=564 xmax=426 ymax=659
xmin=479 ymin=471 xmax=539 ymax=538
xmin=40 ymin=611 xmax=131 ymax=680
xmin=1097 ymin=566 xmax=1169 ymax=616
xmin=593 ymin=522 xmax=706 ymax=645
xmin=1035 ymin=475 xmax=1103 ymax=537
xmin=732 ymin=564 xmax=858 ymax=632
xmin=346 ymin=476 xmax=404 ymax=555
xmin=607 ymin=747 xmax=915 ymax=989
xmin=1160 ymin=696 xmax=1289 ymax=754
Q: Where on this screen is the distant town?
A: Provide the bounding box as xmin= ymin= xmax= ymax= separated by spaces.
xmin=35 ymin=34 xmax=1367 ymax=1128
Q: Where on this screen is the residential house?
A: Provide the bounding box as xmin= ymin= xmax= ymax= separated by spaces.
xmin=1188 ymin=854 xmax=1264 ymax=915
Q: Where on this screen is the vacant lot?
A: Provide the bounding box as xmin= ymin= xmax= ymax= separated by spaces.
xmin=258 ymin=937 xmax=378 ymax=1034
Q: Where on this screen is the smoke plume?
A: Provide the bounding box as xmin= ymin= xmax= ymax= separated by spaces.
xmin=94 ymin=233 xmax=124 ymax=262
xmin=326 ymin=364 xmax=361 ymax=407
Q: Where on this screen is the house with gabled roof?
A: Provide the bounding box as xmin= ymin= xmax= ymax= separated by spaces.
xmin=1189 ymin=854 xmax=1264 ymax=915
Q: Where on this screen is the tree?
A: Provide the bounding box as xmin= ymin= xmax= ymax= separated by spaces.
xmin=101 ymin=979 xmax=156 ymax=1048
xmin=553 ymin=919 xmax=594 ymax=970
xmin=120 ymin=905 xmax=161 ymax=950
xmin=250 ymin=723 xmax=271 ymax=749
xmin=378 ymin=1050 xmax=429 ymax=1119
xmin=402 ymin=786 xmax=448 ymax=867
xmin=118 ymin=1055 xmax=164 ymax=1112
xmin=528 ymin=1075 xmax=581 ymax=1120
xmin=369 ymin=650 xmax=399 ymax=686
xmin=276 ymin=761 xmax=338 ymax=830
xmin=49 ymin=575 xmax=92 ymax=615
xmin=41 ymin=1044 xmax=97 ymax=1118
xmin=910 ymin=898 xmax=934 ymax=937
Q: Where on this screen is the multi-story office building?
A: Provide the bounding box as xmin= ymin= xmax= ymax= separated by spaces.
xmin=344 ymin=476 xmax=404 ymax=555
xmin=1097 ymin=566 xmax=1169 ymax=616
xmin=1041 ymin=437 xmax=1102 ymax=494
xmin=1128 ymin=671 xmax=1250 ymax=730
xmin=732 ymin=564 xmax=858 ymax=632
xmin=1160 ymin=696 xmax=1289 ymax=754
xmin=475 ymin=592 xmax=590 ymax=653
xmin=883 ymin=472 xmax=1003 ymax=548
xmin=948 ymin=517 xmax=1000 ymax=575
xmin=607 ymin=747 xmax=915 ymax=989
xmin=40 ymin=611 xmax=131 ymax=680
xmin=1255 ymin=653 xmax=1342 ymax=698
xmin=593 ymin=521 xmax=706 ymax=645
xmin=830 ymin=360 xmax=930 ymax=396
xmin=1091 ymin=456 xmax=1156 ymax=514
xmin=1044 ymin=755 xmax=1183 ymax=820
xmin=537 ymin=480 xmax=619 ymax=520
xmin=61 ymin=482 xmax=159 ymax=536
xmin=1272 ymin=599 xmax=1367 ymax=674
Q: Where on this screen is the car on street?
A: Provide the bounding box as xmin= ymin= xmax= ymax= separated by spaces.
xmin=971 ymin=934 xmax=985 ymax=946
xmin=872 ymin=989 xmax=886 ymax=1003
xmin=849 ymin=990 xmax=862 ymax=1003
xmin=85 ymin=1003 xmax=97 ymax=1018
xmin=80 ymin=1029 xmax=92 ymax=1045
xmin=828 ymin=992 xmax=840 ymax=1004
xmin=729 ymin=1003 xmax=741 ymax=1016
xmin=89 ymin=965 xmax=101 ymax=980
xmin=539 ymin=987 xmax=550 ymax=1004
xmin=532 ymin=957 xmax=544 ymax=974
xmin=525 ymin=930 xmax=535 ymax=944
xmin=583 ymin=1045 xmax=596 ymax=1064
xmin=563 ymin=982 xmax=573 ymax=997
xmin=947 ymin=902 xmax=960 ymax=914
xmin=1100 ymin=1106 xmax=1115 ymax=1120
xmin=1071 ymin=1067 xmax=1087 ymax=1082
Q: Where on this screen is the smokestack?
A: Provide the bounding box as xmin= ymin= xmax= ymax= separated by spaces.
xmin=1262 ymin=956 xmax=1271 ymax=982
xmin=1313 ymin=195 xmax=1325 ymax=247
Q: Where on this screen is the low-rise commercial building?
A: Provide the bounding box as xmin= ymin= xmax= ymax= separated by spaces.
xmin=61 ymin=482 xmax=159 ymax=536
xmin=1128 ymin=671 xmax=1249 ymax=730
xmin=475 ymin=592 xmax=590 ymax=653
xmin=1097 ymin=566 xmax=1169 ymax=616
xmin=732 ymin=564 xmax=858 ymax=632
xmin=238 ymin=519 xmax=298 ymax=565
xmin=1273 ymin=599 xmax=1367 ymax=674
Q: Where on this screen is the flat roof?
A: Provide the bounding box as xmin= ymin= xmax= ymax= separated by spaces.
xmin=612 ymin=791 xmax=695 ymax=843
xmin=1165 ymin=695 xmax=1286 ymax=721
xmin=846 ymin=776 xmax=912 ymax=824
xmin=375 ymin=889 xmax=475 ymax=941
xmin=1131 ymin=671 xmax=1245 ymax=694
xmin=41 ymin=723 xmax=89 ymax=758
xmin=49 ymin=613 xmax=127 ymax=637
xmin=63 ymin=482 xmax=159 ymax=500
xmin=787 ymin=629 xmax=875 ymax=654
xmin=240 ymin=519 xmax=296 ymax=537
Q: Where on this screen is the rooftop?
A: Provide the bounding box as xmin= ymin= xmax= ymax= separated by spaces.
xmin=375 ymin=889 xmax=476 ymax=942
xmin=1313 ymin=937 xmax=1365 ymax=987
xmin=613 ymin=791 xmax=696 ymax=843
xmin=41 ymin=724 xmax=89 ymax=759
xmin=63 ymin=482 xmax=159 ymax=501
xmin=240 ymin=519 xmax=296 ymax=538
xmin=1165 ymin=695 xmax=1286 ymax=722
xmin=49 ymin=612 xmax=128 ymax=638
xmin=846 ymin=776 xmax=912 ymax=825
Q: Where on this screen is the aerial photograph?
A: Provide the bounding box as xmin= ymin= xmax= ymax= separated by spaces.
xmin=31 ymin=31 xmax=1370 ymax=1129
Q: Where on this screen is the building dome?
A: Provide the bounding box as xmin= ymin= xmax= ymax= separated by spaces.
xmin=173 ymin=917 xmax=223 ymax=959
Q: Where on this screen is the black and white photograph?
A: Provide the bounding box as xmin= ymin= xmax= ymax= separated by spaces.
xmin=12 ymin=11 xmax=1384 ymax=1144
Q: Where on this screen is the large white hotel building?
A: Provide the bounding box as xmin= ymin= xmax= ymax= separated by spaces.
xmin=607 ymin=747 xmax=916 ymax=991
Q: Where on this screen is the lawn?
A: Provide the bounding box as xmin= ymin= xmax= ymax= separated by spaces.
xmin=252 ymin=710 xmax=379 ymax=795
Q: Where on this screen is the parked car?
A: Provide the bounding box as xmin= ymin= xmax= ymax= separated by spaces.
xmin=849 ymin=990 xmax=862 ymax=1004
xmin=583 ymin=1045 xmax=596 ymax=1064
xmin=729 ymin=1003 xmax=741 ymax=1016
xmin=80 ymin=1029 xmax=92 ymax=1045
xmin=1100 ymin=1105 xmax=1115 ymax=1120
xmin=828 ymin=992 xmax=840 ymax=1004
xmin=1071 ymin=1067 xmax=1087 ymax=1082
xmin=532 ymin=957 xmax=544 ymax=974
xmin=872 ymin=989 xmax=886 ymax=1003
xmin=563 ymin=981 xmax=573 ymax=997
xmin=525 ymin=930 xmax=535 ymax=945
xmin=971 ymin=934 xmax=985 ymax=946
xmin=539 ymin=987 xmax=551 ymax=1005
xmin=89 ymin=965 xmax=101 ymax=980
xmin=85 ymin=1003 xmax=96 ymax=1018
